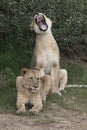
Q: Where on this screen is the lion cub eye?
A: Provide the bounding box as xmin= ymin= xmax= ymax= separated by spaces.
xmin=30 ymin=77 xmax=33 ymax=80
xmin=37 ymin=78 xmax=39 ymax=81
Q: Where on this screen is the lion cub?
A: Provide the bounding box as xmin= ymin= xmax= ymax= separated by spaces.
xmin=16 ymin=68 xmax=51 ymax=114
xmin=30 ymin=13 xmax=61 ymax=95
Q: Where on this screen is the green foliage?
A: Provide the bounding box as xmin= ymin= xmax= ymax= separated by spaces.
xmin=5 ymin=67 xmax=16 ymax=88
xmin=61 ymin=62 xmax=87 ymax=84
xmin=0 ymin=48 xmax=31 ymax=72
xmin=0 ymin=48 xmax=32 ymax=88
xmin=0 ymin=0 xmax=87 ymax=55
xmin=0 ymin=88 xmax=16 ymax=112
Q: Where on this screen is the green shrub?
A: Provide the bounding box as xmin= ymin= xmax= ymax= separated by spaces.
xmin=5 ymin=67 xmax=16 ymax=88
xmin=0 ymin=0 xmax=86 ymax=55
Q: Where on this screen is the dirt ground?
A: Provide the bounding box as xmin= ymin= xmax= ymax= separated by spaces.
xmin=0 ymin=110 xmax=87 ymax=130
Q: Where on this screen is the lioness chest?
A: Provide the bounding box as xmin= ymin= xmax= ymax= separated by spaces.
xmin=35 ymin=37 xmax=60 ymax=74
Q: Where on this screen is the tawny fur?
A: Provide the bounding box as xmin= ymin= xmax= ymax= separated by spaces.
xmin=59 ymin=69 xmax=68 ymax=92
xmin=30 ymin=13 xmax=61 ymax=95
xmin=16 ymin=68 xmax=51 ymax=114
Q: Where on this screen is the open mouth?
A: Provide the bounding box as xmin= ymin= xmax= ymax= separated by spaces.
xmin=28 ymin=87 xmax=39 ymax=92
xmin=35 ymin=14 xmax=48 ymax=31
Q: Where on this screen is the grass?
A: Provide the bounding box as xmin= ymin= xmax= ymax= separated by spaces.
xmin=61 ymin=62 xmax=87 ymax=84
xmin=44 ymin=87 xmax=87 ymax=113
xmin=0 ymin=88 xmax=16 ymax=113
xmin=36 ymin=115 xmax=56 ymax=124
xmin=0 ymin=48 xmax=32 ymax=74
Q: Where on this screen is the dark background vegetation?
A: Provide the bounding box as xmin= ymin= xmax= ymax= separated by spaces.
xmin=0 ymin=0 xmax=87 ymax=55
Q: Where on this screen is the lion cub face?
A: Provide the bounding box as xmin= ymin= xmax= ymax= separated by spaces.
xmin=30 ymin=13 xmax=52 ymax=33
xmin=22 ymin=68 xmax=41 ymax=93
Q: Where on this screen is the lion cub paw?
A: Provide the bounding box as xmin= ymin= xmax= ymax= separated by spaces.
xmin=29 ymin=109 xmax=39 ymax=115
xmin=16 ymin=109 xmax=26 ymax=114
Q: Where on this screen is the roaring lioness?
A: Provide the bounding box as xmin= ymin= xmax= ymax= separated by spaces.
xmin=16 ymin=68 xmax=51 ymax=114
xmin=30 ymin=13 xmax=61 ymax=95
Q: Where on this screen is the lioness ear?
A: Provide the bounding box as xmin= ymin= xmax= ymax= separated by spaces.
xmin=21 ymin=68 xmax=29 ymax=76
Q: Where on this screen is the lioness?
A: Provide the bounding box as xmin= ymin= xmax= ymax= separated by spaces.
xmin=30 ymin=13 xmax=61 ymax=95
xmin=16 ymin=68 xmax=51 ymax=114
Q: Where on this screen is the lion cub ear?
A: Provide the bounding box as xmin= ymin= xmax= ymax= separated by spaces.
xmin=21 ymin=68 xmax=29 ymax=76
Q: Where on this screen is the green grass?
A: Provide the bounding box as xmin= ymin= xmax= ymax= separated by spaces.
xmin=45 ymin=87 xmax=87 ymax=113
xmin=61 ymin=62 xmax=87 ymax=84
xmin=0 ymin=48 xmax=32 ymax=89
xmin=36 ymin=115 xmax=56 ymax=124
xmin=0 ymin=48 xmax=32 ymax=74
xmin=0 ymin=88 xmax=16 ymax=113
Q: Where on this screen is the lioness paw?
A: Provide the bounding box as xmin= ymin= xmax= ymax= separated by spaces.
xmin=16 ymin=109 xmax=26 ymax=114
xmin=52 ymin=89 xmax=62 ymax=96
xmin=57 ymin=91 xmax=62 ymax=96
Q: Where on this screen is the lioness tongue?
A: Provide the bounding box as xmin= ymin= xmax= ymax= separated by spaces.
xmin=39 ymin=23 xmax=47 ymax=30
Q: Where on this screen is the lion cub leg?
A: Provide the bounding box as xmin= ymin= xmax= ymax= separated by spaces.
xmin=16 ymin=100 xmax=26 ymax=113
xmin=16 ymin=93 xmax=28 ymax=113
xmin=29 ymin=101 xmax=43 ymax=114
xmin=59 ymin=69 xmax=68 ymax=92
xmin=16 ymin=76 xmax=28 ymax=113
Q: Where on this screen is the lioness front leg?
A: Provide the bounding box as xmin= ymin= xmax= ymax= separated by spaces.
xmin=29 ymin=103 xmax=43 ymax=114
xmin=59 ymin=69 xmax=68 ymax=93
xmin=41 ymin=75 xmax=52 ymax=102
xmin=51 ymin=64 xmax=61 ymax=96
